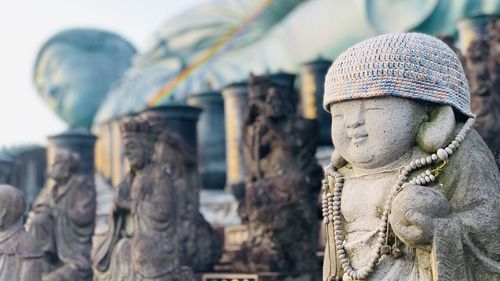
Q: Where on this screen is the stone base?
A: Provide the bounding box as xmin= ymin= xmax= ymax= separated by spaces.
xmin=201 ymin=272 xmax=318 ymax=281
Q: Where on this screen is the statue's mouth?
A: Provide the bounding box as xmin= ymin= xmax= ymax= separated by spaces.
xmin=351 ymin=132 xmax=368 ymax=144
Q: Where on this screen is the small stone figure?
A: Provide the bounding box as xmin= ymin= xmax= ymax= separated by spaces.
xmin=321 ymin=33 xmax=500 ymax=281
xmin=153 ymin=131 xmax=222 ymax=272
xmin=232 ymin=75 xmax=322 ymax=277
xmin=26 ymin=150 xmax=96 ymax=281
xmin=93 ymin=117 xmax=194 ymax=281
xmin=0 ymin=185 xmax=42 ymax=281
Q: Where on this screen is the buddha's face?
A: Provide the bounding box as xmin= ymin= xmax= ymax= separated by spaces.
xmin=34 ymin=44 xmax=118 ymax=128
xmin=330 ymin=97 xmax=426 ymax=169
xmin=124 ymin=136 xmax=149 ymax=170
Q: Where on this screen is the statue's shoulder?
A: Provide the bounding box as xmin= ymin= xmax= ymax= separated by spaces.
xmin=69 ymin=174 xmax=93 ymax=187
xmin=13 ymin=230 xmax=43 ymax=259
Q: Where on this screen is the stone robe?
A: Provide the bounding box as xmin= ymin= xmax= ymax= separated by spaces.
xmin=93 ymin=165 xmax=185 ymax=281
xmin=236 ymin=107 xmax=322 ymax=274
xmin=27 ymin=174 xmax=96 ymax=281
xmin=323 ymin=129 xmax=500 ymax=281
xmin=0 ymin=224 xmax=43 ymax=281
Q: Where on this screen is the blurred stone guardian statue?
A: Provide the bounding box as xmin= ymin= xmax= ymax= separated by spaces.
xmin=0 ymin=185 xmax=42 ymax=281
xmin=152 ymin=130 xmax=222 ymax=272
xmin=26 ymin=150 xmax=96 ymax=281
xmin=93 ymin=117 xmax=194 ymax=281
xmin=33 ymin=28 xmax=136 ymax=129
xmin=321 ymin=33 xmax=500 ymax=281
xmin=464 ymin=18 xmax=500 ymax=164
xmin=231 ymin=74 xmax=322 ymax=278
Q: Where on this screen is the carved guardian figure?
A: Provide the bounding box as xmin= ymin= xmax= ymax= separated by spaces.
xmin=232 ymin=75 xmax=322 ymax=278
xmin=26 ymin=150 xmax=96 ymax=281
xmin=0 ymin=185 xmax=42 ymax=281
xmin=93 ymin=117 xmax=194 ymax=281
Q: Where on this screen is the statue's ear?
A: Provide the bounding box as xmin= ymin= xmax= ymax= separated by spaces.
xmin=331 ymin=149 xmax=347 ymax=168
xmin=417 ymin=105 xmax=456 ymax=153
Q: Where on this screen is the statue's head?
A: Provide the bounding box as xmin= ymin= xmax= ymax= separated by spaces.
xmin=34 ymin=28 xmax=136 ymax=129
xmin=120 ymin=117 xmax=157 ymax=171
xmin=48 ymin=150 xmax=80 ymax=181
xmin=0 ymin=185 xmax=26 ymax=231
xmin=248 ymin=74 xmax=294 ymax=118
xmin=324 ymin=33 xmax=474 ymax=170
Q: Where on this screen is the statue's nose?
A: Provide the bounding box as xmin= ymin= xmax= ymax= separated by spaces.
xmin=345 ymin=111 xmax=365 ymax=129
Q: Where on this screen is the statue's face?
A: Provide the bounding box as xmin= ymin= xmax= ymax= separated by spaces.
xmin=124 ymin=136 xmax=148 ymax=170
xmin=266 ymin=87 xmax=284 ymax=117
xmin=34 ymin=44 xmax=117 ymax=128
xmin=48 ymin=158 xmax=72 ymax=181
xmin=330 ymin=97 xmax=425 ymax=169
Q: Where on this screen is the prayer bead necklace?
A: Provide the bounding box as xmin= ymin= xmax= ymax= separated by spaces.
xmin=322 ymin=118 xmax=475 ymax=280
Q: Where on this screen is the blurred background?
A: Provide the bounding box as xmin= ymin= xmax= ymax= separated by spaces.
xmin=0 ymin=0 xmax=207 ymax=145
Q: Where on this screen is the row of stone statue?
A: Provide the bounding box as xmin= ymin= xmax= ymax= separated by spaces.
xmin=3 ymin=23 xmax=500 ymax=281
xmin=0 ymin=73 xmax=323 ymax=281
xmin=0 ymin=117 xmax=221 ymax=280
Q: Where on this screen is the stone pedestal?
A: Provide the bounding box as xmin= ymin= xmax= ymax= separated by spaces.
xmin=221 ymin=82 xmax=248 ymax=190
xmin=141 ymin=104 xmax=201 ymax=151
xmin=202 ymin=273 xmax=295 ymax=281
xmin=0 ymin=151 xmax=13 ymax=184
xmin=188 ymin=92 xmax=227 ymax=190
xmin=47 ymin=128 xmax=97 ymax=175
xmin=299 ymin=59 xmax=333 ymax=146
xmin=269 ymin=72 xmax=296 ymax=89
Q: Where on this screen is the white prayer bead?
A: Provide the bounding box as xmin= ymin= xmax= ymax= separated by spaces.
xmin=445 ymin=147 xmax=453 ymax=155
xmin=437 ymin=148 xmax=448 ymax=160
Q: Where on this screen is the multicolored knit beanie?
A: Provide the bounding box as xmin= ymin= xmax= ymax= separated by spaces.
xmin=323 ymin=33 xmax=474 ymax=118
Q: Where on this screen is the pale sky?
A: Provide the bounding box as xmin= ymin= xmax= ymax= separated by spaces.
xmin=0 ymin=0 xmax=207 ymax=146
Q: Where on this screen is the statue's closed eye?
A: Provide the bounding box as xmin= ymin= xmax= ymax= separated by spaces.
xmin=365 ymin=107 xmax=383 ymax=111
xmin=333 ymin=114 xmax=344 ymax=118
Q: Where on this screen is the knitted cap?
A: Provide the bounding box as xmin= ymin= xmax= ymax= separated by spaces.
xmin=323 ymin=33 xmax=474 ymax=117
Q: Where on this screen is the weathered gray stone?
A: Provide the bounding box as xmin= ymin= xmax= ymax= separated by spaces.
xmin=231 ymin=74 xmax=322 ymax=278
xmin=322 ymin=33 xmax=500 ymax=281
xmin=323 ymin=97 xmax=500 ymax=281
xmin=0 ymin=184 xmax=42 ymax=281
xmin=92 ymin=117 xmax=195 ymax=281
xmin=26 ymin=150 xmax=96 ymax=281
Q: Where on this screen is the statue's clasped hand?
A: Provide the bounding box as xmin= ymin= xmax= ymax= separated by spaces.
xmin=389 ymin=184 xmax=451 ymax=249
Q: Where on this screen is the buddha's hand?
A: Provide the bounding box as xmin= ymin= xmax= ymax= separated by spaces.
xmin=389 ymin=184 xmax=451 ymax=248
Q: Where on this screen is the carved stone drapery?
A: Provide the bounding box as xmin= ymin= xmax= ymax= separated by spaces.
xmin=231 ymin=74 xmax=322 ymax=278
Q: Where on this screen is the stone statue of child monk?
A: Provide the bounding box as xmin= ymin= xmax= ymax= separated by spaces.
xmin=0 ymin=185 xmax=42 ymax=281
xmin=321 ymin=33 xmax=500 ymax=281
xmin=26 ymin=150 xmax=96 ymax=281
xmin=93 ymin=117 xmax=194 ymax=281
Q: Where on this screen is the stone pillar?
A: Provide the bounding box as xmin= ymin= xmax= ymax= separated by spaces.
xmin=221 ymin=82 xmax=248 ymax=190
xmin=47 ymin=128 xmax=97 ymax=175
xmin=269 ymin=72 xmax=296 ymax=89
xmin=457 ymin=15 xmax=491 ymax=52
xmin=187 ymin=92 xmax=226 ymax=190
xmin=299 ymin=58 xmax=333 ymax=146
xmin=141 ymin=104 xmax=201 ymax=151
xmin=0 ymin=151 xmax=14 ymax=184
